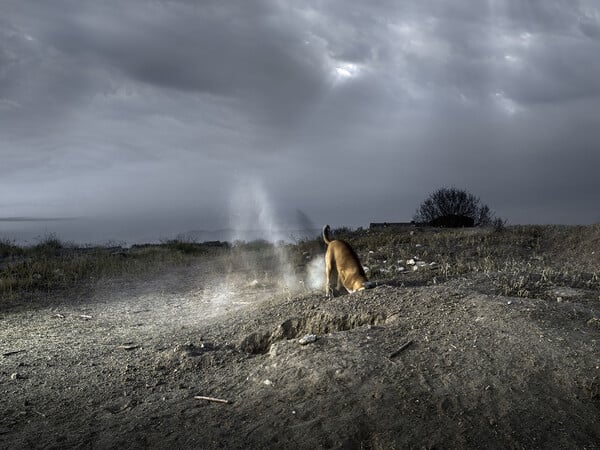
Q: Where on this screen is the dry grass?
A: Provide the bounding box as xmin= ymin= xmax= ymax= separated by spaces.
xmin=0 ymin=235 xmax=229 ymax=297
xmin=339 ymin=224 xmax=600 ymax=300
xmin=1 ymin=225 xmax=598 ymax=301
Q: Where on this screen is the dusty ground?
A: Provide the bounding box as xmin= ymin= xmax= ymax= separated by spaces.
xmin=1 ymin=249 xmax=600 ymax=449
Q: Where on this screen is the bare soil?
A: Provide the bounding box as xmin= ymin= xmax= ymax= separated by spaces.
xmin=1 ymin=251 xmax=599 ymax=449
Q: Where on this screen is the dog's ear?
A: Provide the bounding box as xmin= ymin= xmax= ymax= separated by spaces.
xmin=363 ymin=281 xmax=376 ymax=289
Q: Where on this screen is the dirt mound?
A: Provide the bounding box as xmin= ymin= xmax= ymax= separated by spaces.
xmin=223 ymin=284 xmax=600 ymax=448
xmin=542 ymin=224 xmax=600 ymax=264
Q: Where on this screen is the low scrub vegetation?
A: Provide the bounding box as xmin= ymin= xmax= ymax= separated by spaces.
xmin=1 ymin=226 xmax=598 ymax=301
xmin=298 ymin=224 xmax=600 ymax=301
xmin=0 ymin=236 xmax=230 ymax=297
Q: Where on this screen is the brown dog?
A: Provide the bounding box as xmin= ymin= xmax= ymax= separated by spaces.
xmin=323 ymin=225 xmax=374 ymax=297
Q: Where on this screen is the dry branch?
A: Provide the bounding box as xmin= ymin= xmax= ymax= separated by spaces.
xmin=118 ymin=344 xmax=140 ymax=351
xmin=389 ymin=340 xmax=413 ymax=358
xmin=194 ymin=395 xmax=231 ymax=404
xmin=3 ymin=350 xmax=26 ymax=357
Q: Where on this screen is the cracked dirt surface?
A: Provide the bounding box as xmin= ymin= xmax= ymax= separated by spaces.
xmin=1 ymin=255 xmax=600 ymax=449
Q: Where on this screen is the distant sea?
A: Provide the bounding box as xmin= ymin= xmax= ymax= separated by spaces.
xmin=0 ymin=218 xmax=320 ymax=247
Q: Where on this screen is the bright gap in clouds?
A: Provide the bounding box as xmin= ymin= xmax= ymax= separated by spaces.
xmin=333 ymin=62 xmax=360 ymax=82
xmin=335 ymin=65 xmax=354 ymax=78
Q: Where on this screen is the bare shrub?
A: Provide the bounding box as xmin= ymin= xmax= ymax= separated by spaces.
xmin=414 ymin=187 xmax=498 ymax=227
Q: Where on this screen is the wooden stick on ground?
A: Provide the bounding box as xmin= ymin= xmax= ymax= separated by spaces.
xmin=118 ymin=344 xmax=140 ymax=351
xmin=194 ymin=395 xmax=231 ymax=404
xmin=3 ymin=350 xmax=27 ymax=357
xmin=389 ymin=340 xmax=413 ymax=359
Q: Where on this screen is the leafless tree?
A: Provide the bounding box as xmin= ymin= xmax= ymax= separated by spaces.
xmin=413 ymin=187 xmax=495 ymax=227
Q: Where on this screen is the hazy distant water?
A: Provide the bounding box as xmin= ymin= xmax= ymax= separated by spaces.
xmin=0 ymin=218 xmax=319 ymax=247
xmin=0 ymin=176 xmax=324 ymax=247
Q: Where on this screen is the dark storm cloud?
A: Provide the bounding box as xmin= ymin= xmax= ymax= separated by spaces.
xmin=1 ymin=0 xmax=599 ymax=242
xmin=2 ymin=0 xmax=331 ymax=127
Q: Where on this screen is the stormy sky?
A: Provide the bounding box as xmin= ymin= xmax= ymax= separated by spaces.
xmin=1 ymin=1 xmax=600 ymax=243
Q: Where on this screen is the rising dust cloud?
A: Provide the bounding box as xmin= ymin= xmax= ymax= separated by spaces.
xmin=203 ymin=176 xmax=325 ymax=314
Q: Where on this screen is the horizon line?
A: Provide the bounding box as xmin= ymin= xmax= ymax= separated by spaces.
xmin=0 ymin=217 xmax=80 ymax=222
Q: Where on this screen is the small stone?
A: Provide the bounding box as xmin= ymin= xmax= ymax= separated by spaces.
xmin=298 ymin=334 xmax=317 ymax=345
xmin=11 ymin=373 xmax=21 ymax=380
xmin=268 ymin=343 xmax=278 ymax=357
xmin=586 ymin=318 xmax=600 ymax=328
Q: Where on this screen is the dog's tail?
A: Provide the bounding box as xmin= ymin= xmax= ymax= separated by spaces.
xmin=322 ymin=224 xmax=332 ymax=244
